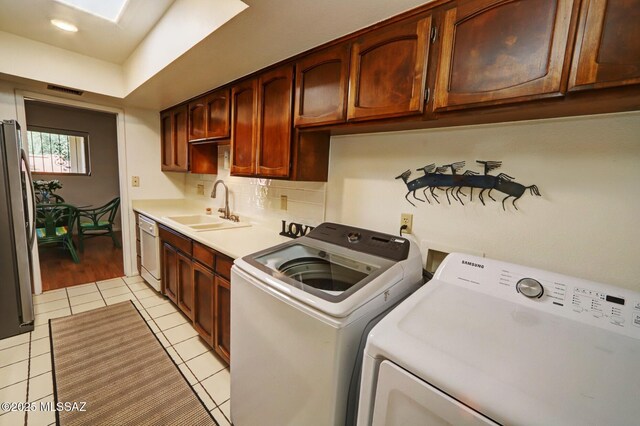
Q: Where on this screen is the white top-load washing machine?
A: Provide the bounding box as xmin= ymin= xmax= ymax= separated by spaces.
xmin=231 ymin=222 xmax=423 ymax=426
xmin=357 ymin=253 xmax=640 ymax=426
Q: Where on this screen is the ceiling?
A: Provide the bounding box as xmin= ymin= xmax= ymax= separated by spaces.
xmin=0 ymin=0 xmax=175 ymax=63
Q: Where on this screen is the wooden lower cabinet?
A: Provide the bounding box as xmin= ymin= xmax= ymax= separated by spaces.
xmin=177 ymin=252 xmax=194 ymax=320
xmin=160 ymin=228 xmax=233 ymax=364
xmin=162 ymin=243 xmax=178 ymax=303
xmin=214 ymin=275 xmax=231 ymax=363
xmin=193 ymin=262 xmax=215 ymax=345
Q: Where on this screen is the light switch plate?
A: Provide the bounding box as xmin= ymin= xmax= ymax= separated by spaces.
xmin=280 ymin=195 xmax=288 ymax=210
xmin=196 ymin=184 xmax=205 ymax=195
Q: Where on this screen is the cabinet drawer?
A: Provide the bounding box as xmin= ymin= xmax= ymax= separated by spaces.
xmin=158 ymin=224 xmax=192 ymax=255
xmin=215 ymin=255 xmax=234 ymax=280
xmin=193 ymin=241 xmax=216 ymax=269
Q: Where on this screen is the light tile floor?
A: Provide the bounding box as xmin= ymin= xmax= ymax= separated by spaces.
xmin=0 ymin=276 xmax=232 ymax=426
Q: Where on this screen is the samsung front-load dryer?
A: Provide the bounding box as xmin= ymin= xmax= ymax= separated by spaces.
xmin=230 ymin=222 xmax=423 ymax=426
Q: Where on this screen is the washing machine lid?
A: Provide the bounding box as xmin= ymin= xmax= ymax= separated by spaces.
xmin=239 ymin=223 xmax=415 ymax=317
xmin=365 ymin=253 xmax=640 ymax=425
xmin=252 ymin=242 xmax=383 ymax=300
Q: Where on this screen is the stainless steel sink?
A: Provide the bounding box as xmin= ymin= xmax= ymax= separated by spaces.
xmin=164 ymin=215 xmax=251 ymax=232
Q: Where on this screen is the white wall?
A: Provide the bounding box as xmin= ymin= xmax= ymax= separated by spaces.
xmin=0 ymin=31 xmax=124 ymax=98
xmin=326 ymin=112 xmax=640 ymax=291
xmin=0 ymin=80 xmax=18 ymax=119
xmin=123 ymin=106 xmax=185 ymax=201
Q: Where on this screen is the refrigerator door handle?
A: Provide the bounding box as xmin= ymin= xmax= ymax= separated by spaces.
xmin=21 ymin=149 xmax=36 ymax=249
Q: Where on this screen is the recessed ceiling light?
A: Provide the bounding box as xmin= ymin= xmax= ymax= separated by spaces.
xmin=51 ymin=19 xmax=78 ymax=32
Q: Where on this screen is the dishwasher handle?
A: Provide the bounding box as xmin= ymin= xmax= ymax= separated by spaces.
xmin=138 ymin=215 xmax=157 ymax=237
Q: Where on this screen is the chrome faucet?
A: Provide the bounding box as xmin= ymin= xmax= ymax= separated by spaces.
xmin=211 ymin=180 xmax=240 ymax=221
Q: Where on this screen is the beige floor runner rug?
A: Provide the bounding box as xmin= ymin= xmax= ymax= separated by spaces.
xmin=49 ymin=301 xmax=217 ymax=426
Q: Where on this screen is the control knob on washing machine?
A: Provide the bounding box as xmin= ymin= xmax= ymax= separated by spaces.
xmin=347 ymin=232 xmax=361 ymax=243
xmin=516 ymin=278 xmax=544 ymax=299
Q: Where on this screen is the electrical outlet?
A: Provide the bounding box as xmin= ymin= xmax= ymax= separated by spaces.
xmin=400 ymin=213 xmax=413 ymax=234
xmin=131 ymin=176 xmax=140 ymax=187
xmin=280 ymin=195 xmax=288 ymax=210
xmin=196 ymin=184 xmax=205 ymax=195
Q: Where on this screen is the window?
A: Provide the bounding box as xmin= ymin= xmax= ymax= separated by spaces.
xmin=27 ymin=127 xmax=90 ymax=175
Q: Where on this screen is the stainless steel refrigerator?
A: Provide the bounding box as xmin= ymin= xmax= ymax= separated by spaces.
xmin=0 ymin=120 xmax=35 ymax=339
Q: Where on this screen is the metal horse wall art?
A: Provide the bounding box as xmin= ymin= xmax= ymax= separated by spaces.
xmin=396 ymin=161 xmax=541 ymax=210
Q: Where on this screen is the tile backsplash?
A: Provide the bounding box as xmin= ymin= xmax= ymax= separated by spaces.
xmin=185 ymin=145 xmax=326 ymax=229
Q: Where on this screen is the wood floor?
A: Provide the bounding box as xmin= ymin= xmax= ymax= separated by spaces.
xmin=38 ymin=231 xmax=124 ymax=291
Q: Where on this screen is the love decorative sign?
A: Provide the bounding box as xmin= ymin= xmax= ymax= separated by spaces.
xmin=279 ymin=220 xmax=315 ymax=239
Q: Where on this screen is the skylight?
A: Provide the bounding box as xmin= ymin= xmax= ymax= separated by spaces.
xmin=53 ymin=0 xmax=130 ymax=23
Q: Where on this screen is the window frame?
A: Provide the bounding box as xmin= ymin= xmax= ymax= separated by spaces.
xmin=27 ymin=126 xmax=92 ymax=176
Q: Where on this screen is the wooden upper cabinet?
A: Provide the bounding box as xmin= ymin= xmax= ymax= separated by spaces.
xmin=347 ymin=14 xmax=432 ymax=121
xmin=230 ymin=79 xmax=258 ymax=176
xmin=257 ymin=65 xmax=294 ymax=178
xmin=206 ymin=88 xmax=231 ymax=139
xmin=295 ymin=44 xmax=350 ymax=126
xmin=174 ymin=106 xmax=188 ymax=171
xmin=161 ymin=105 xmax=189 ymax=172
xmin=433 ymin=0 xmax=574 ymax=111
xmin=188 ymin=96 xmax=207 ymax=141
xmin=160 ymin=111 xmax=173 ymax=170
xmin=189 ymin=90 xmax=230 ymax=141
xmin=569 ymin=0 xmax=640 ymax=91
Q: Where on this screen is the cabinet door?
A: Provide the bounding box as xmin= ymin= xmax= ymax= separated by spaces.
xmin=347 ymin=15 xmax=432 ymax=121
xmin=214 ymin=275 xmax=231 ymax=363
xmin=173 ymin=105 xmax=189 ymax=171
xmin=295 ymin=44 xmax=350 ymax=126
xmin=162 ymin=243 xmax=178 ymax=303
xmin=177 ymin=251 xmax=194 ymax=320
xmin=568 ymin=0 xmax=640 ymax=91
xmin=257 ymin=65 xmax=294 ymax=178
xmin=160 ymin=111 xmax=173 ymax=171
xmin=188 ymin=96 xmax=207 ymax=141
xmin=206 ymin=88 xmax=231 ymax=139
xmin=193 ymin=262 xmax=215 ymax=345
xmin=230 ymin=79 xmax=258 ymax=176
xmin=433 ymin=0 xmax=574 ymax=111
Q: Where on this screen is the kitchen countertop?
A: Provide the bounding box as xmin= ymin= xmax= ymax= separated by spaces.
xmin=132 ymin=199 xmax=290 ymax=259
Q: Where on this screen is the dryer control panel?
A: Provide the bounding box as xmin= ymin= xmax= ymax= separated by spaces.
xmin=434 ymin=253 xmax=640 ymax=339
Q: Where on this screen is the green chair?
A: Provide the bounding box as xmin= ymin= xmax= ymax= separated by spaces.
xmin=36 ymin=203 xmax=79 ymax=263
xmin=77 ymin=197 xmax=121 ymax=251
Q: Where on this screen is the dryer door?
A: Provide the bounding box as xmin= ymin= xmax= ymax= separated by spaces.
xmin=372 ymin=361 xmax=497 ymax=426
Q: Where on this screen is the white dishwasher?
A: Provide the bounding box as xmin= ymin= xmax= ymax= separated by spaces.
xmin=138 ymin=215 xmax=161 ymax=292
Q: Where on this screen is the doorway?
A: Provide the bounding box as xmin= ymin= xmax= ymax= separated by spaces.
xmin=25 ymin=100 xmax=123 ymax=291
